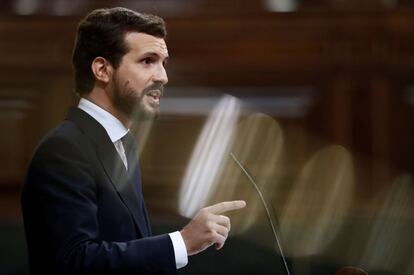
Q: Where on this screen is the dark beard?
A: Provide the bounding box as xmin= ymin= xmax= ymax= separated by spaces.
xmin=112 ymin=77 xmax=163 ymax=121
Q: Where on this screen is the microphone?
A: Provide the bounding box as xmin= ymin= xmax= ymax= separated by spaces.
xmin=230 ymin=152 xmax=292 ymax=275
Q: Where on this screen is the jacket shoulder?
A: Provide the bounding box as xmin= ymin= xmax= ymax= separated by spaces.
xmin=30 ymin=120 xmax=95 ymax=164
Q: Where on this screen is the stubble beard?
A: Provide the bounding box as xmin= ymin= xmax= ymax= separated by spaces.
xmin=112 ymin=76 xmax=161 ymax=122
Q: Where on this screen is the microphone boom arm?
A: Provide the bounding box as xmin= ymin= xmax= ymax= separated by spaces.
xmin=230 ymin=152 xmax=291 ymax=275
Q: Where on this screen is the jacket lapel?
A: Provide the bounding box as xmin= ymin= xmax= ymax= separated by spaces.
xmin=66 ymin=107 xmax=149 ymax=237
xmin=97 ymin=143 xmax=149 ymax=237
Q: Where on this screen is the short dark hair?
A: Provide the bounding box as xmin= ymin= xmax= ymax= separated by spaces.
xmin=72 ymin=7 xmax=167 ymax=95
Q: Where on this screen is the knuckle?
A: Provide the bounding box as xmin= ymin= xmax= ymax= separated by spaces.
xmin=208 ymin=232 xmax=217 ymax=242
xmin=199 ymin=211 xmax=209 ymax=221
xmin=206 ymin=221 xmax=213 ymax=229
xmin=207 ymin=223 xmax=216 ymax=234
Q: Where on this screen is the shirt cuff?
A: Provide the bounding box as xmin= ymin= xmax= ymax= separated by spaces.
xmin=168 ymin=231 xmax=188 ymax=269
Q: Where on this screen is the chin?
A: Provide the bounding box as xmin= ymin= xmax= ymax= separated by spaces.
xmin=132 ymin=107 xmax=159 ymax=121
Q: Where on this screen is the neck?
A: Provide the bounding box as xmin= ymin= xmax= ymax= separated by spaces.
xmin=83 ymin=87 xmax=132 ymax=128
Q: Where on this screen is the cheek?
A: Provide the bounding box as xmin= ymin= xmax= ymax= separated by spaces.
xmin=117 ymin=64 xmax=153 ymax=92
xmin=126 ymin=71 xmax=150 ymax=90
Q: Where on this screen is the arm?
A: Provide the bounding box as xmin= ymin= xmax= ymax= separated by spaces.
xmin=22 ymin=133 xmax=175 ymax=275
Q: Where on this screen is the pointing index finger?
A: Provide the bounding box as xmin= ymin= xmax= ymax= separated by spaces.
xmin=205 ymin=200 xmax=246 ymax=214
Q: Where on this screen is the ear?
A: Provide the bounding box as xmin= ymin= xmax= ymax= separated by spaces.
xmin=91 ymin=57 xmax=113 ymax=84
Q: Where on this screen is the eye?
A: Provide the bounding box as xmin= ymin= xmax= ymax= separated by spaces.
xmin=141 ymin=57 xmax=154 ymax=64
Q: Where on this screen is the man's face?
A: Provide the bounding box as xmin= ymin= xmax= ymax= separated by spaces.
xmin=112 ymin=32 xmax=169 ymax=120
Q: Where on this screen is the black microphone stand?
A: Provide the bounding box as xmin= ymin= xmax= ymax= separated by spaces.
xmin=230 ymin=152 xmax=292 ymax=275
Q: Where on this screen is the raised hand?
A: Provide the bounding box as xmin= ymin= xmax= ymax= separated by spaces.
xmin=180 ymin=200 xmax=246 ymax=256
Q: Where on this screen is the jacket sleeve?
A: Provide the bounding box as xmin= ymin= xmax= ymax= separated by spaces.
xmin=21 ymin=133 xmax=176 ymax=275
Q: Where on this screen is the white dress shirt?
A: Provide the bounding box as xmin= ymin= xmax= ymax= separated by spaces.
xmin=78 ymin=98 xmax=188 ymax=269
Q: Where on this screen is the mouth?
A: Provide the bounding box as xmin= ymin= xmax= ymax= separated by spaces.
xmin=146 ymin=89 xmax=162 ymax=101
xmin=145 ymin=89 xmax=163 ymax=109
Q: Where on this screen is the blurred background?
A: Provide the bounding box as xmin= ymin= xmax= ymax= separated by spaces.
xmin=1 ymin=0 xmax=414 ymax=274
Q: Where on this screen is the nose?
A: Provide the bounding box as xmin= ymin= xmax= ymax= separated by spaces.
xmin=153 ymin=64 xmax=168 ymax=85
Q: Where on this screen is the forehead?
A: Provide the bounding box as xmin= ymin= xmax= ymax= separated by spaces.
xmin=124 ymin=32 xmax=168 ymax=57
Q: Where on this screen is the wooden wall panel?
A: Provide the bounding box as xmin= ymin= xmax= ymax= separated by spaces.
xmin=0 ymin=5 xmax=413 ymax=274
xmin=0 ymin=10 xmax=413 ymax=224
xmin=0 ymin=89 xmax=39 ymax=187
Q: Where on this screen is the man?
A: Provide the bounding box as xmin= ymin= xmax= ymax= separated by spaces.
xmin=21 ymin=7 xmax=246 ymax=274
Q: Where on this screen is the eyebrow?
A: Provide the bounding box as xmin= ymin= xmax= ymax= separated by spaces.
xmin=142 ymin=52 xmax=169 ymax=61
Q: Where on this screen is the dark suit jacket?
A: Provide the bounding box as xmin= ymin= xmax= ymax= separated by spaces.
xmin=21 ymin=108 xmax=176 ymax=275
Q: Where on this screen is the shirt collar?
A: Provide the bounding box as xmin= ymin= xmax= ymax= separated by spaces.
xmin=78 ymin=98 xmax=128 ymax=142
